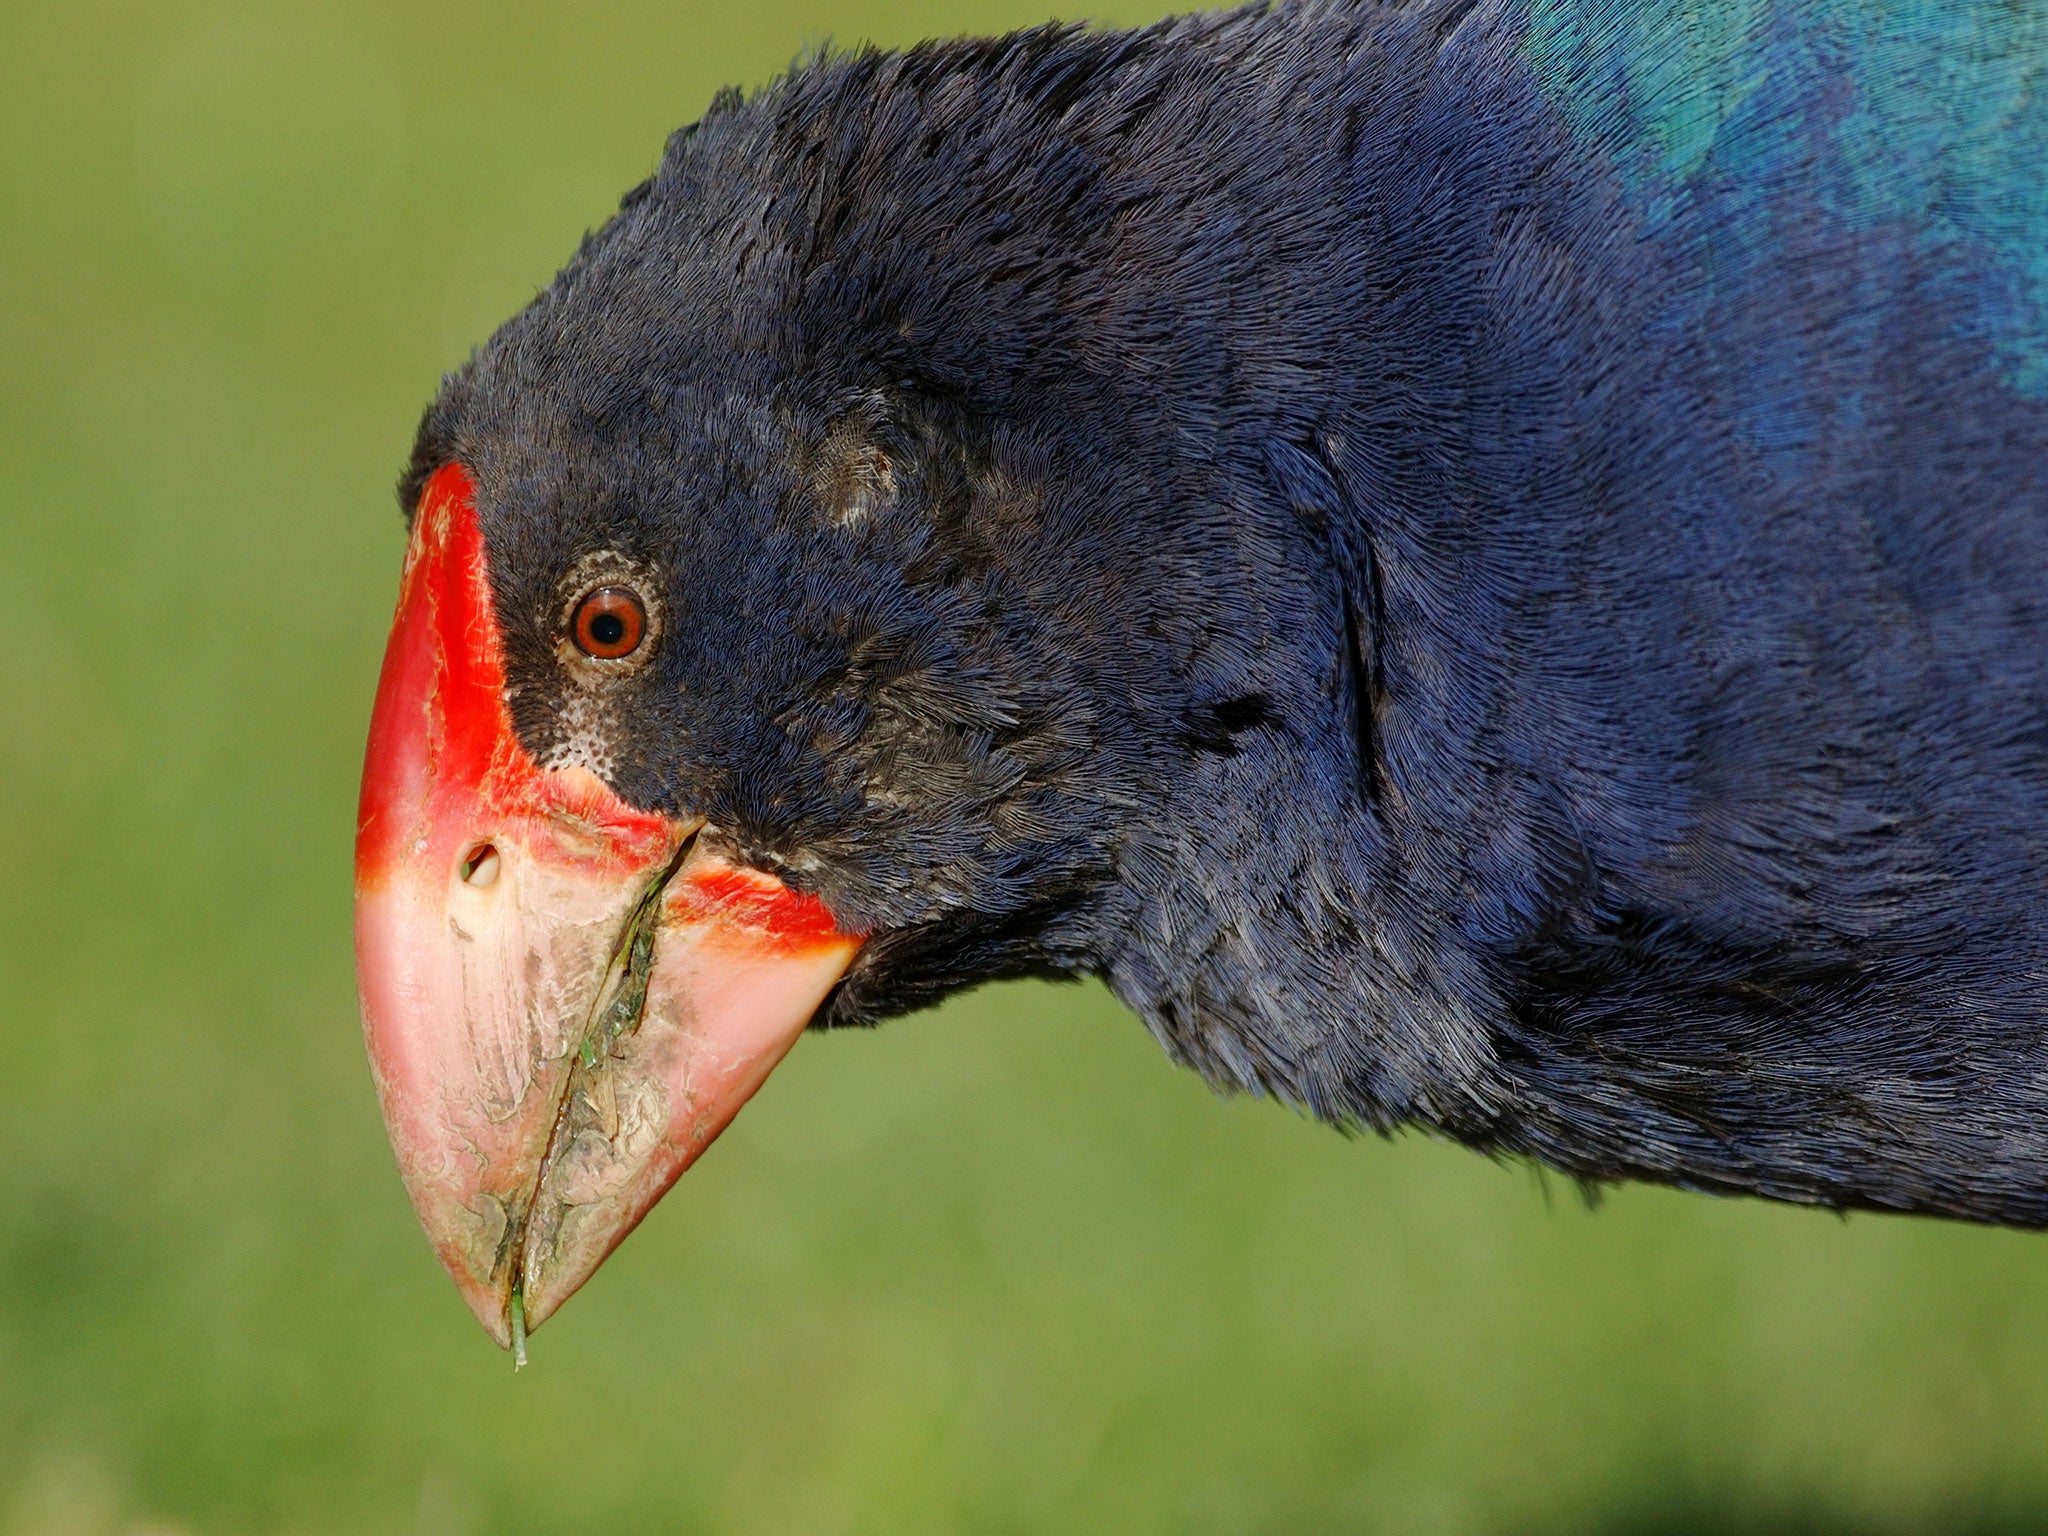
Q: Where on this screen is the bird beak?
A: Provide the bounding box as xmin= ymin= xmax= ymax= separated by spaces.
xmin=354 ymin=465 xmax=861 ymax=1350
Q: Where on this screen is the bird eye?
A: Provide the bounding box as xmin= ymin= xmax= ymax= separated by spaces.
xmin=571 ymin=586 xmax=647 ymax=659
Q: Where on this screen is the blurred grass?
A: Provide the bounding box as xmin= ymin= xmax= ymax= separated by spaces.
xmin=6 ymin=0 xmax=2048 ymax=1532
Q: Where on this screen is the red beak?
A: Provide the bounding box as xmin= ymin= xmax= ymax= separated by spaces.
xmin=355 ymin=465 xmax=860 ymax=1352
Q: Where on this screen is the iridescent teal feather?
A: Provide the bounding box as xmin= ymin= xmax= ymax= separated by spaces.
xmin=1523 ymin=0 xmax=2048 ymax=390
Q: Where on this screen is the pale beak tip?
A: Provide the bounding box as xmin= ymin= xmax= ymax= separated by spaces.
xmin=441 ymin=1262 xmax=514 ymax=1350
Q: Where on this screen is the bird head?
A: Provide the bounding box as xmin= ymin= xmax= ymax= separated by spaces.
xmin=352 ymin=28 xmax=1411 ymax=1347
xmin=357 ymin=375 xmax=1158 ymax=1346
xmin=354 ymin=79 xmax=1199 ymax=1346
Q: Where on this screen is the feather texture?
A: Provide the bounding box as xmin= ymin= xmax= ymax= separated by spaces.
xmin=406 ymin=0 xmax=2048 ymax=1222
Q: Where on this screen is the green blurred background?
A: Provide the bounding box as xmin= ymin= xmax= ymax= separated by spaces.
xmin=6 ymin=1 xmax=2048 ymax=1531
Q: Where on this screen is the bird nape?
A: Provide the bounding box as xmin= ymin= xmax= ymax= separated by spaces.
xmin=354 ymin=0 xmax=2048 ymax=1349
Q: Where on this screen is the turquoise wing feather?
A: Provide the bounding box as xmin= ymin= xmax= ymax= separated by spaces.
xmin=1522 ymin=0 xmax=2048 ymax=392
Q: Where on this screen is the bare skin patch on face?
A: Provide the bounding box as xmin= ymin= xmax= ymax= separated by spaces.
xmin=533 ymin=547 xmax=666 ymax=777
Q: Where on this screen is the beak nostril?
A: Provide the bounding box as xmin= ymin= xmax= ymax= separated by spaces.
xmin=461 ymin=845 xmax=501 ymax=889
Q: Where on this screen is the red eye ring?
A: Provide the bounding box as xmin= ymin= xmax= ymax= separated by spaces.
xmin=571 ymin=586 xmax=648 ymax=660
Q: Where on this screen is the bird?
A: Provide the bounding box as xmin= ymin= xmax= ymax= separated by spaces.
xmin=353 ymin=0 xmax=2048 ymax=1352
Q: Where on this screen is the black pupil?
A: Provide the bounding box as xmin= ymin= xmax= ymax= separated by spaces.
xmin=590 ymin=611 xmax=627 ymax=648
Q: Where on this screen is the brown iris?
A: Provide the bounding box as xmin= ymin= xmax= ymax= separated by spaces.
xmin=571 ymin=586 xmax=647 ymax=659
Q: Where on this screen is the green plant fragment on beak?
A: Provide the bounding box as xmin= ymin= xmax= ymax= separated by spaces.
xmin=579 ymin=836 xmax=694 ymax=1069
